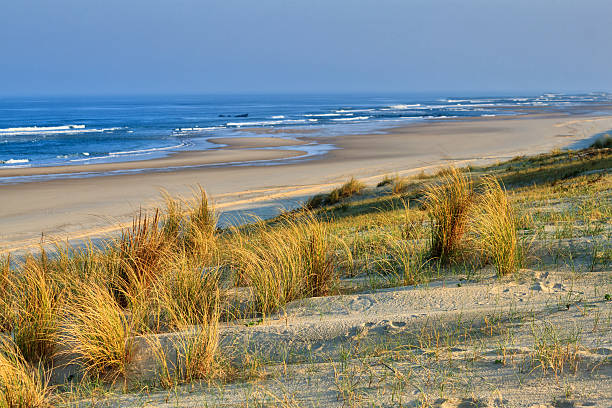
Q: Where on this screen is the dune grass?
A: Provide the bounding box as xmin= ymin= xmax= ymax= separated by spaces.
xmin=0 ymin=335 xmax=53 ymax=408
xmin=0 ymin=254 xmax=62 ymax=365
xmin=423 ymin=167 xmax=474 ymax=262
xmin=591 ymin=133 xmax=611 ymax=149
xmin=307 ymin=177 xmax=366 ymax=208
xmin=391 ymin=176 xmax=411 ymax=195
xmin=0 ymin=146 xmax=609 ymax=400
xmin=232 ymin=213 xmax=342 ymax=315
xmin=62 ymin=282 xmax=133 ymax=383
xmin=474 ymin=177 xmax=520 ymax=276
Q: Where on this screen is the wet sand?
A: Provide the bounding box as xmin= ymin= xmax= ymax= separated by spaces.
xmin=1 ymin=112 xmax=612 ymax=254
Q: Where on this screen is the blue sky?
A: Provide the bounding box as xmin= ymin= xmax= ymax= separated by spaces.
xmin=1 ymin=0 xmax=611 ymax=95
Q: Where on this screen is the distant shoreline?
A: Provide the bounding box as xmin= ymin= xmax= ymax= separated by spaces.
xmin=2 ymin=108 xmax=611 ymax=185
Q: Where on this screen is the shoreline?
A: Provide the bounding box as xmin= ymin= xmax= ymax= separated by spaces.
xmin=1 ymin=111 xmax=612 ymax=254
xmin=1 ymin=111 xmax=611 ymax=183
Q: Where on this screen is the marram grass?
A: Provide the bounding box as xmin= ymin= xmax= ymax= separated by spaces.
xmin=424 ymin=167 xmax=473 ymax=262
xmin=0 ymin=254 xmax=62 ymax=364
xmin=0 ymin=335 xmax=53 ymax=408
xmin=232 ymin=213 xmax=343 ymax=315
xmin=474 ymin=176 xmax=520 ymax=276
xmin=62 ymin=282 xmax=133 ymax=382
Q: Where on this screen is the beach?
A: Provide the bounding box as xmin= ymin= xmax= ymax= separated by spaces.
xmin=1 ymin=111 xmax=612 ymax=254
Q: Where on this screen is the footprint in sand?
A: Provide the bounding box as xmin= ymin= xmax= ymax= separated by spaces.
xmin=348 ymin=296 xmax=374 ymax=312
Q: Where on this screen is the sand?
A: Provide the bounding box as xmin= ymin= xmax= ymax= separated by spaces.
xmin=2 ymin=111 xmax=612 ymax=254
xmin=64 ymin=267 xmax=612 ymax=407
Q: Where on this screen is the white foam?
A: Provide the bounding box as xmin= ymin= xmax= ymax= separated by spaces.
xmin=68 ymin=143 xmax=187 ymax=162
xmin=270 ymin=115 xmax=285 ymax=119
xmin=174 ymin=127 xmax=220 ymax=133
xmin=389 ymin=104 xmax=421 ymax=109
xmin=226 ymin=119 xmax=310 ymax=127
xmin=304 ymin=113 xmax=342 ymax=117
xmin=335 ymin=109 xmax=374 ymax=113
xmin=0 ymin=124 xmax=122 ymax=136
xmin=2 ymin=158 xmax=29 ymax=164
xmin=331 ymin=116 xmax=370 ymax=121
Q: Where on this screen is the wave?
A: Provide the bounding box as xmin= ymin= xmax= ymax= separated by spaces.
xmin=335 ymin=109 xmax=374 ymax=113
xmin=173 ymin=126 xmax=222 ymax=135
xmin=304 ymin=113 xmax=342 ymax=117
xmin=68 ymin=143 xmax=187 ymax=162
xmin=270 ymin=115 xmax=285 ymax=119
xmin=225 ymin=119 xmax=317 ymax=127
xmin=0 ymin=124 xmax=122 ymax=136
xmin=388 ymin=104 xmax=421 ymax=109
xmin=1 ymin=158 xmax=29 ymax=164
xmin=331 ymin=116 xmax=370 ymax=121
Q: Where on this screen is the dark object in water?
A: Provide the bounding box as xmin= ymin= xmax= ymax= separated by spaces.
xmin=235 ymin=113 xmax=249 ymax=118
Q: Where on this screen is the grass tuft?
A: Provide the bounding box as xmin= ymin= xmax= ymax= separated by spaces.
xmin=233 ymin=214 xmax=340 ymax=315
xmin=474 ymin=177 xmax=520 ymax=276
xmin=391 ymin=176 xmax=411 ymax=195
xmin=590 ymin=133 xmax=611 ymax=149
xmin=0 ymin=335 xmax=53 ymax=408
xmin=116 ymin=209 xmax=170 ymax=303
xmin=62 ymin=283 xmax=133 ymax=382
xmin=424 ymin=167 xmax=473 ymax=261
xmin=0 ymin=254 xmax=62 ymax=364
xmin=328 ymin=177 xmax=365 ymax=204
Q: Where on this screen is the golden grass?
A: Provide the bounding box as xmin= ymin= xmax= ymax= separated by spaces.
xmin=391 ymin=176 xmax=410 ymax=195
xmin=0 ymin=335 xmax=53 ymax=408
xmin=149 ymin=263 xmax=222 ymax=387
xmin=308 ymin=177 xmax=366 ymax=209
xmin=423 ymin=167 xmax=473 ymax=261
xmin=232 ymin=213 xmax=341 ymax=315
xmin=529 ymin=323 xmax=581 ymax=377
xmin=116 ymin=209 xmax=170 ymax=294
xmin=474 ymin=177 xmax=519 ymax=276
xmin=0 ymin=254 xmax=62 ymax=364
xmin=156 ymin=252 xmax=221 ymax=329
xmin=0 ymin=147 xmax=608 ymax=397
xmin=62 ymin=283 xmax=133 ymax=382
xmin=328 ymin=177 xmax=365 ymax=204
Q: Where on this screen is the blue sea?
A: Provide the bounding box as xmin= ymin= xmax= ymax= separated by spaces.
xmin=1 ymin=93 xmax=611 ymax=169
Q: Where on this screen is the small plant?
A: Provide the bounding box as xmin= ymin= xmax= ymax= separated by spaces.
xmin=377 ymin=174 xmax=394 ymax=187
xmin=327 ymin=177 xmax=365 ymax=205
xmin=392 ymin=176 xmax=410 ymax=195
xmin=590 ymin=133 xmax=611 ymax=149
xmin=160 ymin=189 xmax=184 ymax=239
xmin=529 ymin=322 xmax=581 ymax=377
xmin=424 ymin=167 xmax=474 ymax=261
xmin=0 ymin=335 xmax=53 ymax=408
xmin=474 ymin=176 xmax=520 ymax=276
xmin=305 ymin=194 xmax=327 ymax=209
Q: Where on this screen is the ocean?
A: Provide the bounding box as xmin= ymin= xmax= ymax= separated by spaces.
xmin=1 ymin=93 xmax=611 ymax=169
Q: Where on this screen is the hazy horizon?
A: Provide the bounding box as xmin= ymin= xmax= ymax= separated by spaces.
xmin=2 ymin=0 xmax=612 ymax=96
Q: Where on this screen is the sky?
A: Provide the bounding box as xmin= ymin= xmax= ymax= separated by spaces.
xmin=1 ymin=0 xmax=612 ymax=96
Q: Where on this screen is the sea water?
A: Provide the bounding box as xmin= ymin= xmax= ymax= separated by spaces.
xmin=1 ymin=93 xmax=610 ymax=169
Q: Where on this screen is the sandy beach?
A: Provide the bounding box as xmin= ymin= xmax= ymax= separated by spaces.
xmin=1 ymin=111 xmax=612 ymax=254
